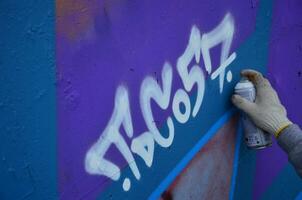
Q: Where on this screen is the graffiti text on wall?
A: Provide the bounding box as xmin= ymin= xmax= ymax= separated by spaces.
xmin=84 ymin=13 xmax=236 ymax=192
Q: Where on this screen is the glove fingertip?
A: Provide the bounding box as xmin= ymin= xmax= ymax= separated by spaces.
xmin=232 ymin=94 xmax=256 ymax=114
xmin=231 ymin=94 xmax=243 ymax=105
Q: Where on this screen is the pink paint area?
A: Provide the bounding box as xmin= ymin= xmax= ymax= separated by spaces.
xmin=162 ymin=117 xmax=238 ymax=200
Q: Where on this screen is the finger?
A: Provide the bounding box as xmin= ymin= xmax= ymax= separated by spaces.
xmin=256 ymin=82 xmax=281 ymax=105
xmin=232 ymin=94 xmax=256 ymax=114
xmin=240 ymin=69 xmax=271 ymax=93
xmin=240 ymin=69 xmax=264 ymax=85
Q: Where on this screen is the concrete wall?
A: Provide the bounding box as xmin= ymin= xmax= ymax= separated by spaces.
xmin=1 ymin=0 xmax=302 ymax=199
xmin=0 ymin=0 xmax=57 ymax=199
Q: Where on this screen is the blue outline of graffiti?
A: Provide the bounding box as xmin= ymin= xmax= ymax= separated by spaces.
xmin=229 ymin=121 xmax=243 ymax=200
xmin=148 ymin=108 xmax=238 ymax=200
xmin=295 ymin=192 xmax=302 ymax=200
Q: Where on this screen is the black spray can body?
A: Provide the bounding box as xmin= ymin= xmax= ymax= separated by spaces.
xmin=235 ymin=79 xmax=272 ymax=149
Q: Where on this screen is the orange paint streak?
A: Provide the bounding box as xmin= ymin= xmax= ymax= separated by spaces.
xmin=56 ymin=0 xmax=98 ymax=40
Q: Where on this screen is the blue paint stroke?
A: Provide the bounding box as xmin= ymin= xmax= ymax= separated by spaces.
xmin=295 ymin=192 xmax=302 ymax=200
xmin=148 ymin=108 xmax=237 ymax=200
xmin=229 ymin=121 xmax=243 ymax=200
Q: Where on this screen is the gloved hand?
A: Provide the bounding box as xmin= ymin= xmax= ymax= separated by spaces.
xmin=232 ymin=69 xmax=292 ymax=137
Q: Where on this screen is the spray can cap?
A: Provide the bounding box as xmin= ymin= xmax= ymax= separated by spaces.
xmin=235 ymin=77 xmax=254 ymax=90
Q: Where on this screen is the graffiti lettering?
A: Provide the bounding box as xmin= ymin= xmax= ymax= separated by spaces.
xmin=140 ymin=62 xmax=175 ymax=148
xmin=85 ymin=13 xmax=236 ymax=191
xmin=84 ymin=87 xmax=141 ymax=185
xmin=201 ymin=13 xmax=236 ymax=93
xmin=176 ymin=26 xmax=205 ymax=117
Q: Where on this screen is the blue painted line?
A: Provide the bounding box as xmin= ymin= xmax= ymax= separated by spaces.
xmin=148 ymin=108 xmax=237 ymax=200
xmin=295 ymin=192 xmax=302 ymax=200
xmin=229 ymin=121 xmax=243 ymax=200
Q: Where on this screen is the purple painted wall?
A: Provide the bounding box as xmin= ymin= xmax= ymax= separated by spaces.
xmin=56 ymin=0 xmax=302 ymax=199
xmin=254 ymin=1 xmax=302 ymax=199
xmin=2 ymin=0 xmax=302 ymax=199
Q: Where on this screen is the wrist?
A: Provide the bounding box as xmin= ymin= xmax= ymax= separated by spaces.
xmin=270 ymin=117 xmax=293 ymax=138
xmin=263 ymin=115 xmax=292 ymax=137
xmin=274 ymin=122 xmax=292 ymax=138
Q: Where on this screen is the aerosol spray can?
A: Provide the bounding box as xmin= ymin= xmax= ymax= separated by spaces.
xmin=235 ymin=78 xmax=272 ymax=149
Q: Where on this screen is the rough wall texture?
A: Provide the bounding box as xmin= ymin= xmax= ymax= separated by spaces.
xmin=1 ymin=0 xmax=302 ymax=200
xmin=0 ymin=0 xmax=57 ymax=199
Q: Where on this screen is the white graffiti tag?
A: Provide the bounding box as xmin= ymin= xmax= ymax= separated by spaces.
xmin=85 ymin=13 xmax=236 ymax=191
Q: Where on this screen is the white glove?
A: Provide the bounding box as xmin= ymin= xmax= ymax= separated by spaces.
xmin=232 ymin=69 xmax=292 ymax=137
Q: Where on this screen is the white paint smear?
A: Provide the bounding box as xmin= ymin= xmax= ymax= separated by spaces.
xmin=201 ymin=13 xmax=235 ymax=93
xmin=177 ymin=26 xmax=205 ymax=117
xmin=131 ymin=131 xmax=155 ymax=167
xmin=123 ymin=178 xmax=131 ymax=191
xmin=140 ymin=62 xmax=175 ymax=148
xmin=84 ymin=12 xmax=237 ymax=192
xmin=85 ymin=86 xmax=141 ymax=181
xmin=172 ymin=89 xmax=191 ymax=123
